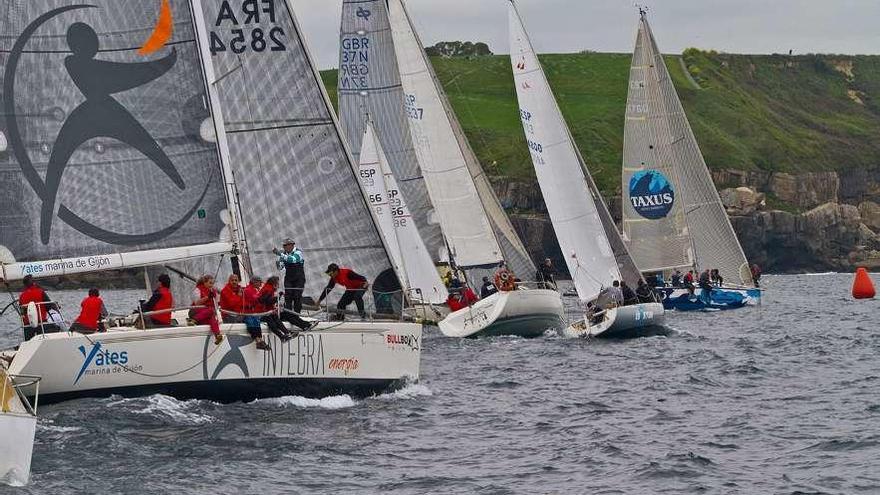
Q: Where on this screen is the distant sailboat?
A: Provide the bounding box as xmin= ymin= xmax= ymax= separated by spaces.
xmin=389 ymin=0 xmax=564 ymax=338
xmin=621 ymin=10 xmax=761 ymax=311
xmin=508 ymin=0 xmax=665 ymax=337
xmin=0 ymin=0 xmax=421 ymax=404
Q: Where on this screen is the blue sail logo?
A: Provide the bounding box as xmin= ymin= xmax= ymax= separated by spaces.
xmin=629 ymin=169 xmax=675 ymax=220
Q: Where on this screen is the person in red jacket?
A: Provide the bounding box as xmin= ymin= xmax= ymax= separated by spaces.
xmin=140 ymin=274 xmax=174 ymax=328
xmin=317 ymin=264 xmax=369 ymax=320
xmin=257 ymin=276 xmax=299 ymax=342
xmin=190 ymin=275 xmax=223 ymax=345
xmin=19 ymin=275 xmax=60 ymax=340
xmin=446 ymin=279 xmax=479 ymax=312
xmin=219 ymin=274 xmax=245 ymax=323
xmin=242 ymin=276 xmax=270 ymax=350
xmin=70 ymin=288 xmax=108 ymax=334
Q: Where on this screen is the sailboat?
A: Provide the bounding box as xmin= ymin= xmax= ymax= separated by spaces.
xmin=388 ymin=0 xmax=564 ymax=338
xmin=508 ymin=0 xmax=665 ymax=338
xmin=358 ymin=117 xmax=449 ymax=308
xmin=621 ymin=10 xmax=761 ymax=311
xmin=0 ymin=0 xmax=420 ymax=405
xmin=0 ymin=368 xmax=38 ymax=486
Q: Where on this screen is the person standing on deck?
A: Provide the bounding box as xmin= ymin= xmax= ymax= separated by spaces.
xmin=317 ymin=264 xmax=369 ymax=321
xmin=70 ymin=288 xmax=108 ymax=334
xmin=480 ymin=276 xmax=498 ymax=298
xmin=698 ymin=269 xmax=714 ymax=304
xmin=273 ymin=238 xmax=306 ymax=315
xmin=751 ymin=264 xmax=762 ymax=288
xmin=536 ymin=258 xmax=558 ymax=291
xmin=18 ymin=275 xmax=60 ymax=340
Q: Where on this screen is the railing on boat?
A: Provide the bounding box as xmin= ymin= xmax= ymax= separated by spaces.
xmin=0 ymin=372 xmax=40 ymax=417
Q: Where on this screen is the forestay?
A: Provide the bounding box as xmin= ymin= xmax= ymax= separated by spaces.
xmin=508 ymin=1 xmax=622 ymax=303
xmin=359 ymin=119 xmax=448 ymax=304
xmin=623 ymin=12 xmax=753 ymax=286
xmin=0 ymin=0 xmax=232 ymax=281
xmin=338 ymin=0 xmax=445 ymax=263
xmin=192 ymin=0 xmax=396 ymax=296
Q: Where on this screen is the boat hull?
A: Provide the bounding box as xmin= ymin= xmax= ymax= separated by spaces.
xmin=660 ymin=287 xmax=761 ymax=311
xmin=438 ymin=289 xmax=564 ymax=338
xmin=564 ymin=303 xmax=666 ymax=339
xmin=0 ymin=413 xmax=35 ymax=486
xmin=6 ymin=322 xmax=422 ymax=405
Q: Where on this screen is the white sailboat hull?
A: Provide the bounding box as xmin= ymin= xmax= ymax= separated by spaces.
xmin=438 ymin=289 xmax=564 ymax=338
xmin=5 ymin=322 xmax=421 ymax=405
xmin=564 ymin=303 xmax=665 ymax=339
xmin=0 ymin=413 xmax=35 ymax=486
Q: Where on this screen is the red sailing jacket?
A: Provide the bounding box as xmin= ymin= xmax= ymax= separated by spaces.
xmin=150 ymin=286 xmax=173 ymax=325
xmin=74 ymin=295 xmax=104 ymax=330
xmin=257 ymin=283 xmax=279 ymax=312
xmin=220 ymin=284 xmax=244 ymax=314
xmin=243 ymin=284 xmax=262 ymax=315
xmin=19 ymin=285 xmax=49 ymax=326
xmin=333 ymin=268 xmax=367 ymax=290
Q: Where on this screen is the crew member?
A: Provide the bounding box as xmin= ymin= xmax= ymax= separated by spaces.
xmin=710 ymin=269 xmax=724 ymax=287
xmin=317 ymin=264 xmax=369 ymax=321
xmin=536 ymin=258 xmax=557 ymax=290
xmin=480 ymin=276 xmax=498 ymax=298
xmin=698 ymin=269 xmax=713 ymax=304
xmin=447 ymin=284 xmax=479 ymax=312
xmin=494 ymin=261 xmax=516 ymax=292
xmin=683 ymin=270 xmax=695 ymax=288
xmin=621 ymin=281 xmax=638 ymax=306
xmin=18 ymin=275 xmax=59 ymax=340
xmin=190 ymin=275 xmax=223 ymax=345
xmin=219 ymin=274 xmax=244 ymax=323
xmin=70 ymin=288 xmax=108 ymax=334
xmin=607 ymin=280 xmax=624 ymax=307
xmin=670 ymin=270 xmax=683 ymax=287
xmin=262 ymin=276 xmax=315 ymax=336
xmin=243 ymin=276 xmax=270 ymax=350
xmin=635 ymin=280 xmax=654 ymax=303
xmin=141 ymin=274 xmax=174 ymax=328
xmin=273 ymin=238 xmax=306 ymax=315
xmin=751 ymin=264 xmax=762 ymax=287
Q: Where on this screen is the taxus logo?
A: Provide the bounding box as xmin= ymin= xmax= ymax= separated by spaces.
xmin=629 ymin=169 xmax=675 ymax=220
xmin=386 ymin=334 xmax=419 ymax=351
xmin=74 ymin=342 xmax=129 ymax=384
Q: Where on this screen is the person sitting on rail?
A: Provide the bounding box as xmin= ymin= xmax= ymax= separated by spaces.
xmin=635 ymin=279 xmax=654 ymax=303
xmin=263 ymin=276 xmax=316 ymax=335
xmin=621 ymin=281 xmax=639 ymax=306
xmin=18 ymin=274 xmax=60 ymax=340
xmin=447 ymin=279 xmax=479 ymax=312
xmin=190 ymin=275 xmax=223 ymax=345
xmin=494 ymin=261 xmax=517 ymax=292
xmin=70 ymin=288 xmax=108 ymax=334
xmin=219 ymin=274 xmax=245 ymax=323
xmin=242 ymin=276 xmax=270 ymax=350
xmin=480 ymin=276 xmax=498 ymax=298
xmin=607 ymin=280 xmax=624 ymax=307
xmin=317 ymin=264 xmax=369 ymax=321
xmin=140 ymin=274 xmax=174 ymax=329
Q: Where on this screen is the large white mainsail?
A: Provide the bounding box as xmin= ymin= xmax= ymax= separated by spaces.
xmin=338 ymin=0 xmax=445 ymax=264
xmin=190 ymin=0 xmax=400 ymax=297
xmin=388 ymin=0 xmax=535 ymax=277
xmin=508 ymin=1 xmax=629 ymax=303
xmin=622 ymin=11 xmax=754 ymax=286
xmin=359 ymin=118 xmax=448 ymax=304
xmin=0 ymin=0 xmax=234 ymax=282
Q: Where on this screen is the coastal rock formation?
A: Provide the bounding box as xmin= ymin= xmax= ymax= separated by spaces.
xmin=720 ymin=187 xmax=765 ymax=215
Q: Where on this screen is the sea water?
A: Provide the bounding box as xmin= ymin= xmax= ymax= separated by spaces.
xmin=0 ymin=274 xmax=878 ymax=494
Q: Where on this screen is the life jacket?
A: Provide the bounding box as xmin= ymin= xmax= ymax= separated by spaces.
xmin=334 ymin=268 xmax=366 ymax=291
xmin=75 ymin=296 xmax=104 ymax=330
xmin=494 ymin=269 xmax=516 ymax=292
xmin=243 ymin=284 xmax=262 ymax=314
xmin=220 ymin=284 xmax=244 ymax=314
xmin=19 ymin=285 xmax=48 ymax=326
xmin=151 ymin=286 xmax=173 ymax=325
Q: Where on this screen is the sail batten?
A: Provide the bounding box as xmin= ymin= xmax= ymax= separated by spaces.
xmin=622 ymin=12 xmax=753 ymax=285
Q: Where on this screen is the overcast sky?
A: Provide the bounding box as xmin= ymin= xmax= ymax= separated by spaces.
xmin=290 ymin=0 xmax=880 ymax=69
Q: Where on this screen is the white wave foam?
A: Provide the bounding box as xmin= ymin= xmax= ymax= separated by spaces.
xmin=805 ymin=272 xmax=839 ymax=276
xmin=129 ymin=395 xmax=214 ymax=424
xmin=257 ymin=395 xmax=356 ymax=410
xmin=37 ymin=424 xmax=81 ymax=434
xmin=375 ymin=383 xmax=433 ymax=401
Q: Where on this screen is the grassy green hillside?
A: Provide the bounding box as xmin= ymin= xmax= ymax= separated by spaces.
xmin=321 ymin=51 xmax=880 ymax=194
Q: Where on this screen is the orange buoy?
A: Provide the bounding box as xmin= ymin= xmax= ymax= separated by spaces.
xmin=852 ymin=268 xmax=876 ymax=299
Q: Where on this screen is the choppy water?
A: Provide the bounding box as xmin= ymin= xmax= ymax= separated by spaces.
xmin=1 ymin=274 xmax=879 ymax=494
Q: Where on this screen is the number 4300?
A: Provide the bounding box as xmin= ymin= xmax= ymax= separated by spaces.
xmin=210 ymin=27 xmax=286 ymax=55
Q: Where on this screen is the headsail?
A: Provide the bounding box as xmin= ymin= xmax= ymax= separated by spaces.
xmin=192 ymin=0 xmax=397 ymax=295
xmin=359 ymin=118 xmax=448 ymax=304
xmin=622 ymin=11 xmax=754 ymax=286
xmin=508 ymin=1 xmax=624 ymax=302
xmin=338 ymin=0 xmax=445 ymax=263
xmin=0 ymin=0 xmax=232 ymax=281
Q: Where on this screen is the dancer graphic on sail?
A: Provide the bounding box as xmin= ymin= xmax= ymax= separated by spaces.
xmin=40 ymin=22 xmax=184 ymax=243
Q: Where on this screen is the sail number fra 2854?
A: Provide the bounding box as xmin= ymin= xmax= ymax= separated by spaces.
xmin=209 ymin=0 xmax=287 ymax=55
